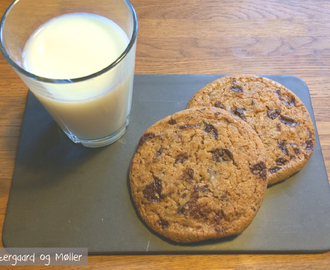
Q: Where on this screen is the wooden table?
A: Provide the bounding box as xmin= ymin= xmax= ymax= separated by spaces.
xmin=1 ymin=0 xmax=330 ymax=269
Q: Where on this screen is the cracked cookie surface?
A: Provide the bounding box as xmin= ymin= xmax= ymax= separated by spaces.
xmin=187 ymin=75 xmax=315 ymax=185
xmin=129 ymin=107 xmax=267 ymax=243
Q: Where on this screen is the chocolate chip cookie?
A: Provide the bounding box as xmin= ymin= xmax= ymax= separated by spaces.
xmin=130 ymin=107 xmax=268 ymax=243
xmin=187 ymin=75 xmax=315 ymax=185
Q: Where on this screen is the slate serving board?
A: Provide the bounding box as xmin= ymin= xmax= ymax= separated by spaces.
xmin=2 ymin=75 xmax=330 ymax=254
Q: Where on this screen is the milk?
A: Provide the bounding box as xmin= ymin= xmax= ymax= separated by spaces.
xmin=21 ymin=13 xmax=135 ymax=142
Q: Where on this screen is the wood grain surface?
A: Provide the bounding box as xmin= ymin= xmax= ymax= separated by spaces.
xmin=1 ymin=0 xmax=330 ymax=269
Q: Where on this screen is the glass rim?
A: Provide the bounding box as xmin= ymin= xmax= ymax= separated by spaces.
xmin=0 ymin=0 xmax=138 ymax=84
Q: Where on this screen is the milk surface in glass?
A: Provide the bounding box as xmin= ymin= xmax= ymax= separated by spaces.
xmin=22 ymin=13 xmax=133 ymax=141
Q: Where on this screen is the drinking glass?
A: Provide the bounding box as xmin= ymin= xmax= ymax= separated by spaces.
xmin=0 ymin=0 xmax=138 ymax=147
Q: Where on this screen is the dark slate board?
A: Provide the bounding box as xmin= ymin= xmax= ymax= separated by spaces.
xmin=2 ymin=75 xmax=330 ymax=254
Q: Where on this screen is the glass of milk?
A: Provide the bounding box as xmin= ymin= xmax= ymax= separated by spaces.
xmin=0 ymin=0 xmax=138 ymax=147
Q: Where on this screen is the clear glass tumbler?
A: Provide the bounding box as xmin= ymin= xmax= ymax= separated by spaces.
xmin=0 ymin=0 xmax=138 ymax=148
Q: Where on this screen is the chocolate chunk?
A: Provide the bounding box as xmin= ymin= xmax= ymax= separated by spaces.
xmin=177 ymin=205 xmax=187 ymax=215
xmin=306 ymin=138 xmax=314 ymax=151
xmin=179 ymin=123 xmax=201 ymax=129
xmin=214 ymin=101 xmax=225 ymax=109
xmin=138 ymin=132 xmax=155 ymax=149
xmin=187 ymin=185 xmax=199 ymax=205
xmin=286 ymin=96 xmax=296 ymax=106
xmin=231 ymin=80 xmax=243 ymax=93
xmin=187 ymin=168 xmax=194 ymax=179
xmin=214 ymin=226 xmax=227 ymax=232
xmin=276 ymin=89 xmax=294 ymax=105
xmin=275 ymin=88 xmax=281 ymax=96
xmin=158 ymin=218 xmax=169 ymax=229
xmin=192 ymin=184 xmax=199 ymax=194
xmin=250 ymin=161 xmax=267 ymax=181
xmin=231 ymin=87 xmax=243 ymax=93
xmin=279 ymin=115 xmax=298 ymax=127
xmin=276 ymin=89 xmax=296 ymax=106
xmin=175 ymin=154 xmax=188 ymax=164
xmin=168 ymin=118 xmax=176 ymax=125
xmin=221 ymin=193 xmax=229 ymax=201
xmin=267 ymin=109 xmax=281 ymax=120
xmin=203 ymin=122 xmax=219 ymax=140
xmin=190 ymin=208 xmax=201 ymax=219
xmin=269 ymin=166 xmax=282 ymax=174
xmin=276 ymin=90 xmax=286 ymax=102
xmin=290 ymin=144 xmax=301 ymax=154
xmin=209 ymin=148 xmax=234 ymax=162
xmin=276 ymin=157 xmax=288 ymax=165
xmin=214 ymin=210 xmax=225 ymax=224
xmin=143 ymin=177 xmax=163 ymax=202
xmin=199 ymin=185 xmax=208 ymax=193
xmin=189 ymin=202 xmax=211 ymax=220
xmin=156 ymin=147 xmax=163 ymax=157
xmin=277 ymin=123 xmax=281 ymax=132
xmin=233 ymin=107 xmax=246 ymax=121
xmin=183 ymin=169 xmax=194 ymax=184
xmin=277 ymin=140 xmax=289 ymax=155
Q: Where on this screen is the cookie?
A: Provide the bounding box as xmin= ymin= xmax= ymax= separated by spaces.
xmin=187 ymin=75 xmax=315 ymax=185
xmin=130 ymin=107 xmax=268 ymax=243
